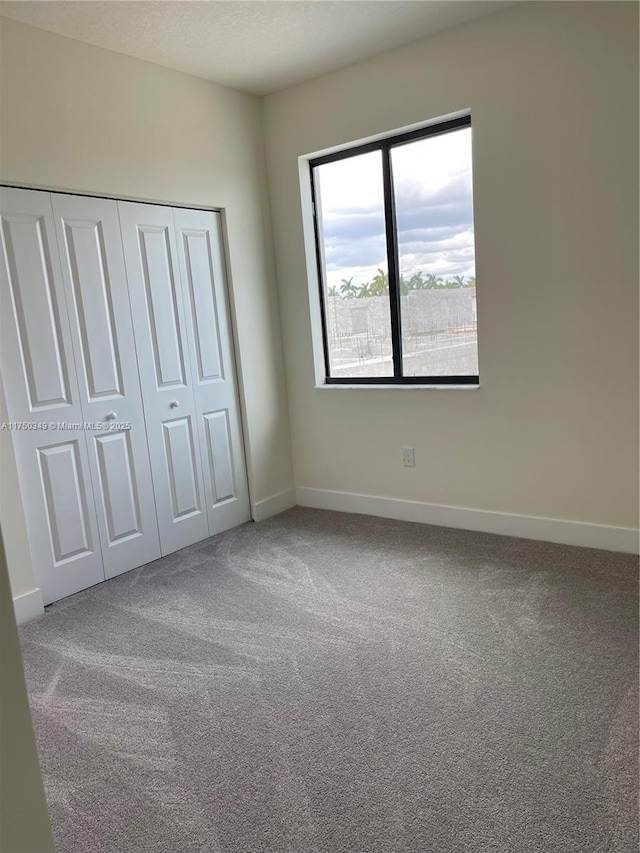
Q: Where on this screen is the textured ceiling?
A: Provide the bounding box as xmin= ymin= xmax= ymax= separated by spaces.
xmin=0 ymin=1 xmax=513 ymax=96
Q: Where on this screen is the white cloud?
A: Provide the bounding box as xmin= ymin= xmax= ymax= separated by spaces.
xmin=316 ymin=127 xmax=476 ymax=290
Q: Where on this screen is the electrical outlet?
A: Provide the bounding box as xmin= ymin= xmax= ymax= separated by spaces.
xmin=401 ymin=447 xmax=415 ymax=467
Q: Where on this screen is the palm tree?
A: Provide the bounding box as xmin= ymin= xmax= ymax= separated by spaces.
xmin=425 ymin=273 xmax=441 ymax=289
xmin=370 ymin=268 xmax=389 ymax=296
xmin=409 ymin=272 xmax=425 ymax=290
xmin=340 ymin=277 xmax=357 ymax=298
xmin=327 ymin=285 xmax=338 ymax=297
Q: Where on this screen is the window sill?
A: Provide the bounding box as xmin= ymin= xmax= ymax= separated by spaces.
xmin=315 ymin=383 xmax=480 ymax=391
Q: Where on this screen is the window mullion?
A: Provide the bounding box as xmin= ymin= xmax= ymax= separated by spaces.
xmin=382 ymin=145 xmax=403 ymax=378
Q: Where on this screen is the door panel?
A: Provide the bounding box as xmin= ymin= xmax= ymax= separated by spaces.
xmin=2 ymin=210 xmax=72 ymax=410
xmin=203 ymin=409 xmax=235 ymax=504
xmin=173 ymin=209 xmax=251 ymax=536
xmin=1 ymin=187 xmax=104 ymax=604
xmin=137 ymin=226 xmax=187 ymax=387
xmin=181 ymin=230 xmax=224 ymax=382
xmin=60 ymin=217 xmax=123 ymax=399
xmin=94 ymin=430 xmax=142 ymax=543
xmin=118 ymin=201 xmax=209 ymax=555
xmin=162 ymin=417 xmax=202 ymax=519
xmin=38 ymin=440 xmax=94 ymax=563
xmin=52 ymin=194 xmax=161 ymax=578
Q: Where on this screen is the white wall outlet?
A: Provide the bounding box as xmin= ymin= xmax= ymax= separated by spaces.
xmin=401 ymin=447 xmax=415 ymax=467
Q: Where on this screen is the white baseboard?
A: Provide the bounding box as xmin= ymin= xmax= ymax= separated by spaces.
xmin=296 ymin=487 xmax=640 ymax=554
xmin=12 ymin=588 xmax=44 ymax=625
xmin=252 ymin=488 xmax=297 ymax=523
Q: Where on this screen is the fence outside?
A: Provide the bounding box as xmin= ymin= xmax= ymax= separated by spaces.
xmin=325 ymin=288 xmax=478 ymax=377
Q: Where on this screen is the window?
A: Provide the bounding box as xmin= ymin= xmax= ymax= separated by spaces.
xmin=310 ymin=115 xmax=478 ymax=385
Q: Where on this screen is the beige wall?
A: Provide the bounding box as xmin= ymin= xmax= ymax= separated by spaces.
xmin=262 ymin=1 xmax=639 ymax=530
xmin=0 ymin=524 xmax=55 ymax=853
xmin=0 ymin=383 xmax=32 ymax=598
xmin=0 ymin=18 xmax=294 ymax=597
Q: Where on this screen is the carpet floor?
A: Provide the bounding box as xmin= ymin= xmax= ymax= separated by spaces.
xmin=19 ymin=507 xmax=638 ymax=853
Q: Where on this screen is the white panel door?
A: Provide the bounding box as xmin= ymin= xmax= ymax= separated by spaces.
xmin=117 ymin=201 xmax=209 ymax=555
xmin=0 ymin=187 xmax=104 ymax=604
xmin=52 ymin=194 xmax=161 ymax=578
xmin=173 ymin=208 xmax=251 ymax=536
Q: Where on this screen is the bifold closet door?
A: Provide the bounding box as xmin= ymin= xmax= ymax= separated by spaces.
xmin=51 ymin=194 xmax=161 ymax=579
xmin=118 ymin=201 xmax=210 ymax=555
xmin=173 ymin=208 xmax=251 ymax=536
xmin=2 ymin=188 xmax=251 ymax=603
xmin=0 ymin=187 xmax=104 ymax=604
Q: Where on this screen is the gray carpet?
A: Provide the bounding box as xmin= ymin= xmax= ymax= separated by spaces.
xmin=19 ymin=507 xmax=638 ymax=853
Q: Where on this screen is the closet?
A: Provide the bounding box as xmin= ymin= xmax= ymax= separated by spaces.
xmin=0 ymin=187 xmax=250 ymax=605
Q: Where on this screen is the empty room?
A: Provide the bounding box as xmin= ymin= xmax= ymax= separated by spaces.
xmin=0 ymin=2 xmax=638 ymax=852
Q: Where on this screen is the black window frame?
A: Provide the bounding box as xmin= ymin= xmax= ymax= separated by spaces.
xmin=310 ymin=114 xmax=479 ymax=386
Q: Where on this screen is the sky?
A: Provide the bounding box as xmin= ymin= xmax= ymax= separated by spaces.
xmin=316 ymin=127 xmax=476 ymax=290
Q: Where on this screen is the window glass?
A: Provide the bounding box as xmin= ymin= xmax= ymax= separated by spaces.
xmin=391 ymin=127 xmax=478 ymax=377
xmin=314 ymin=151 xmax=393 ymax=378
